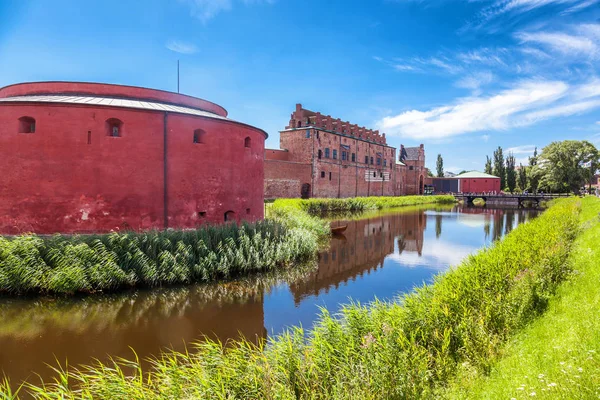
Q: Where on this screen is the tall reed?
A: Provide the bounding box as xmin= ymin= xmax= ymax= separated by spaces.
xmin=0 ymin=220 xmax=317 ymax=295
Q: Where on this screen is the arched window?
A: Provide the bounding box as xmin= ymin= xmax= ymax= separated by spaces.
xmin=18 ymin=116 xmax=36 ymax=133
xmin=244 ymin=136 xmax=251 ymax=148
xmin=193 ymin=129 xmax=206 ymax=144
xmin=105 ymin=118 xmax=123 ymax=137
xmin=224 ymin=210 xmax=235 ymax=222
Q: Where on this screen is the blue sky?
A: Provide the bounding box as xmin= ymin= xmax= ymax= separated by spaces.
xmin=1 ymin=0 xmax=599 ymax=172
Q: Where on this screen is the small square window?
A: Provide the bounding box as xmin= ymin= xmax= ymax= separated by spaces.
xmin=198 ymin=211 xmax=207 ymax=217
xmin=246 ymin=208 xmax=251 ymax=214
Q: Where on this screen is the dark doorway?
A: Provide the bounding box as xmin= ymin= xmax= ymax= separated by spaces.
xmin=301 ymin=183 xmax=311 ymax=199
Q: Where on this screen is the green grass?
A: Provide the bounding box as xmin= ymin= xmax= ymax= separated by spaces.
xmin=1 ymin=198 xmax=592 ymax=399
xmin=441 ymin=196 xmax=600 ymax=400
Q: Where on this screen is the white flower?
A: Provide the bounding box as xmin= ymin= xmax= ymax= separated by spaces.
xmin=548 ymin=382 xmax=557 ymax=387
xmin=578 ymin=367 xmax=583 ymax=372
xmin=559 ymin=361 xmax=565 ymax=365
xmin=530 ymin=392 xmax=536 ymax=396
xmin=517 ymin=387 xmax=525 ymax=391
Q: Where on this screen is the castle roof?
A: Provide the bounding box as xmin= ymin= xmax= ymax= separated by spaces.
xmin=400 ymin=146 xmax=421 ymax=161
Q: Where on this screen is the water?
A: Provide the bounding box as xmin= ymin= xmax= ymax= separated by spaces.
xmin=0 ymin=205 xmax=538 ymax=385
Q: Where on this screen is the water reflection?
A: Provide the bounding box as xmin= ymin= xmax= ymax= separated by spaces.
xmin=0 ymin=206 xmax=538 ymax=385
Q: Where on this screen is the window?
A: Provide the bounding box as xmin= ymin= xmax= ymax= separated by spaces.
xmin=325 ymin=148 xmax=330 ymax=158
xmin=329 ymin=172 xmax=332 ymax=181
xmin=365 ymin=156 xmax=369 ymax=164
xmin=193 ymin=129 xmax=206 ymax=144
xmin=351 ymin=153 xmax=356 ymax=162
xmin=18 ymin=116 xmax=36 ymax=133
xmin=384 ymin=160 xmax=387 ymax=167
xmin=380 ymin=172 xmax=383 ymax=177
xmin=333 ymin=149 xmax=337 ymax=159
xmin=318 ymin=150 xmax=322 ymax=159
xmin=87 ymin=131 xmax=91 ymax=145
xmin=377 ymin=158 xmax=381 ymax=166
xmin=105 ymin=118 xmax=123 ymax=137
xmin=306 ymin=129 xmax=311 ymax=138
xmin=409 ymin=166 xmax=414 ymax=170
xmin=321 ymin=171 xmax=325 ymax=178
xmin=341 ymin=151 xmax=347 ymax=161
xmin=373 ymin=172 xmax=376 ymax=177
xmin=244 ymin=137 xmax=251 ymax=148
xmin=224 ymin=210 xmax=235 ymax=222
xmin=198 ymin=211 xmax=207 ymax=217
xmin=370 ymin=157 xmax=374 ymax=165
xmin=246 ymin=208 xmax=251 ymax=214
xmin=297 ymin=121 xmax=302 ymax=128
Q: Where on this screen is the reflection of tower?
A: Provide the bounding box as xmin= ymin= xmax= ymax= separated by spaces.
xmin=289 ymin=214 xmax=399 ymax=303
xmin=435 ymin=214 xmax=442 ymax=239
xmin=0 ymin=286 xmax=267 ymax=385
xmin=397 ymin=211 xmax=426 ymax=256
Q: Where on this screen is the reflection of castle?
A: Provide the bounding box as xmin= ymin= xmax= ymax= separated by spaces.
xmin=0 ymin=287 xmax=267 ymax=385
xmin=289 ymin=211 xmax=426 ymax=303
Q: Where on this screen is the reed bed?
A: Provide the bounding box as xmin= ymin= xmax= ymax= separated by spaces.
xmin=273 ymin=195 xmax=455 ymax=215
xmin=1 ymin=198 xmax=587 ymax=399
xmin=0 ymin=220 xmax=317 ymax=295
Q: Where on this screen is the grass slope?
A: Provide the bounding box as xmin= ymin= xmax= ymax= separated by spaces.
xmin=442 ymin=196 xmax=600 ymax=399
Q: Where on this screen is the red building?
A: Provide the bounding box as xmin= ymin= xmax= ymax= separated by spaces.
xmin=456 ymin=171 xmax=501 ymax=193
xmin=0 ymin=81 xmax=267 ymax=234
xmin=264 ymin=104 xmax=426 ymax=199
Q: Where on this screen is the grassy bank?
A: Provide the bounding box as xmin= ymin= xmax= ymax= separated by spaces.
xmin=0 ymin=221 xmax=317 ymax=295
xmin=442 ymin=196 xmax=600 ymax=399
xmin=2 ymin=198 xmax=592 ymax=398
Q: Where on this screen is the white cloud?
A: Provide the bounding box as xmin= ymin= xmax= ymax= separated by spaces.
xmin=482 ymin=134 xmax=490 ymax=142
xmin=455 ymin=71 xmax=495 ymax=92
xmin=516 ymin=31 xmax=598 ymax=57
xmin=166 ymin=40 xmax=199 ymax=54
xmin=506 ymin=145 xmax=537 ymax=154
xmin=179 ymin=0 xmax=275 ymax=22
xmin=378 ymin=78 xmax=600 ymax=140
xmin=394 ymin=64 xmax=418 ymax=71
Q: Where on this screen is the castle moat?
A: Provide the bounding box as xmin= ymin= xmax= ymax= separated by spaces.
xmin=0 ymin=205 xmax=539 ymax=385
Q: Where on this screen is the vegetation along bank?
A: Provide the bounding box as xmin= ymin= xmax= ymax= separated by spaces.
xmin=2 ymin=197 xmax=596 ymax=398
xmin=0 ymin=195 xmax=453 ymax=295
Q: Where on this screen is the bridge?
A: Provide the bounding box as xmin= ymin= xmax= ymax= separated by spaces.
xmin=454 ymin=193 xmax=571 ymax=208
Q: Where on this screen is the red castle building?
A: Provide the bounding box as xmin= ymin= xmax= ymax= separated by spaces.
xmin=264 ymin=104 xmax=426 ymax=199
xmin=0 ymin=81 xmax=267 ymax=234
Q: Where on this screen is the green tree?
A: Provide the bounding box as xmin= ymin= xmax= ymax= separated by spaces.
xmin=493 ymin=146 xmax=505 ymax=190
xmin=531 ymin=140 xmax=600 ymax=194
xmin=426 ymin=168 xmax=434 ymax=177
xmin=436 ymin=154 xmax=444 ymax=177
xmin=484 ymin=156 xmax=493 ymax=175
xmin=518 ymin=163 xmax=527 ymax=192
xmin=505 ymin=153 xmax=516 ymax=193
xmin=528 ymin=147 xmax=539 ymax=192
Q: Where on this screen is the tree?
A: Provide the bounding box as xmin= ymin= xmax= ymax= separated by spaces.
xmin=436 ymin=154 xmax=444 ymax=177
xmin=518 ymin=163 xmax=527 ymax=192
xmin=528 ymin=147 xmax=539 ymax=192
xmin=493 ymin=146 xmax=505 ymax=190
xmin=531 ymin=140 xmax=600 ymax=194
xmin=505 ymin=153 xmax=516 ymax=193
xmin=426 ymin=168 xmax=434 ymax=177
xmin=484 ymin=156 xmax=493 ymax=175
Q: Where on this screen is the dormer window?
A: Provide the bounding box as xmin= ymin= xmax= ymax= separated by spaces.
xmin=106 ymin=118 xmax=123 ymax=137
xmin=18 ymin=116 xmax=36 ymax=133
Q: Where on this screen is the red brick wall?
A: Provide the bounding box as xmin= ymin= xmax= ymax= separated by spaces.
xmin=264 ymin=159 xmax=311 ymax=199
xmin=460 ymin=178 xmax=501 ymax=193
xmin=0 ymin=87 xmax=265 ymax=234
